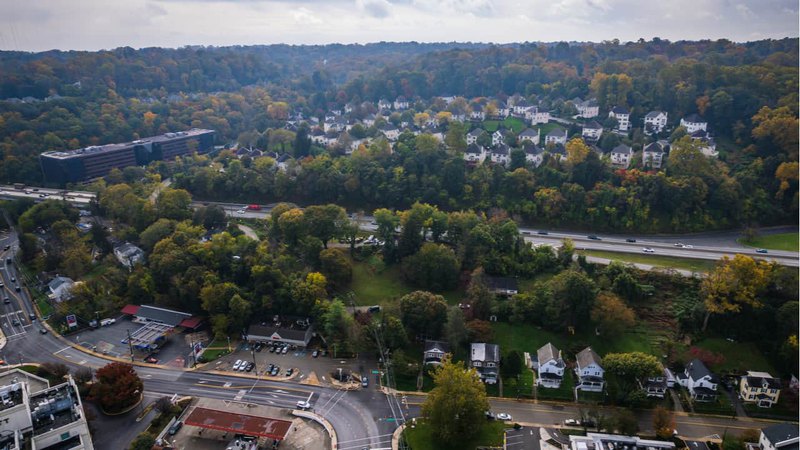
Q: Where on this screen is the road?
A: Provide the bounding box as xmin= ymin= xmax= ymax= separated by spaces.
xmin=191 ymin=200 xmax=799 ymax=267
xmin=0 ymin=185 xmax=95 ymax=207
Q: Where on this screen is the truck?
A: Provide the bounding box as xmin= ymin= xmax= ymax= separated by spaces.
xmin=13 ymin=183 xmax=25 ymax=190
xmin=246 ymin=204 xmax=262 ymax=211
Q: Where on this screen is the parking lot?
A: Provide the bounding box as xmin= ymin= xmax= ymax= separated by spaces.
xmin=202 ymin=341 xmax=377 ymax=387
xmin=70 ymin=316 xmax=191 ymax=368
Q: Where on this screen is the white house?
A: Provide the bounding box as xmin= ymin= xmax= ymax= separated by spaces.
xmin=491 ymin=130 xmax=505 ymax=146
xmin=758 ymin=423 xmax=799 ymax=450
xmin=48 ymin=276 xmax=75 ymax=302
xmin=393 ymin=96 xmax=409 ymax=110
xmin=548 ymin=144 xmax=567 ymax=162
xmin=576 ymin=98 xmax=600 ymax=118
xmin=680 ymin=113 xmax=708 ymax=134
xmin=423 ymin=340 xmax=451 ymax=366
xmin=363 ymin=114 xmax=376 ymax=128
xmin=575 ymin=347 xmax=604 ymax=392
xmin=518 ymin=128 xmax=540 ymax=145
xmin=470 ymin=105 xmax=486 ymax=121
xmin=513 ymin=99 xmax=534 ymax=116
xmin=523 ymin=143 xmax=544 ymax=167
xmin=470 ymin=343 xmax=500 ymax=384
xmin=691 ymin=130 xmax=718 ymax=158
xmin=527 ymin=108 xmax=551 ymax=125
xmin=545 ymin=127 xmax=567 ymax=146
xmin=276 ymin=153 xmax=294 ymax=171
xmin=464 ymin=144 xmax=487 ymax=163
xmin=467 ymin=128 xmax=485 ymax=145
xmin=380 ymin=124 xmax=400 ymax=141
xmin=378 ymin=98 xmax=391 ymax=111
xmin=582 ymin=121 xmax=603 ymax=141
xmin=677 ymin=359 xmax=719 ymax=402
xmin=497 ymin=102 xmax=511 ymax=118
xmin=535 ymin=343 xmax=565 ymax=389
xmin=610 ymin=144 xmax=633 ymax=168
xmin=643 ymin=141 xmax=667 ymax=169
xmin=490 ymin=144 xmax=510 ymax=166
xmin=114 ymin=242 xmax=145 ymax=270
xmin=641 ymin=369 xmax=669 ymax=398
xmin=644 ymin=111 xmax=668 ymax=135
xmin=608 ymin=106 xmax=631 ymax=132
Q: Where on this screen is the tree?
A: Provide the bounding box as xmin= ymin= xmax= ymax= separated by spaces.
xmin=422 ymin=356 xmax=489 ymax=444
xmin=304 ymin=204 xmax=348 ymax=248
xmin=90 ymin=362 xmax=143 ymax=413
xmin=652 ymin=406 xmax=675 ymax=440
xmin=39 ymin=362 xmax=70 ymax=381
xmin=156 ymin=188 xmax=192 ymax=221
xmin=566 ymin=138 xmax=591 ymax=166
xmin=321 ymin=299 xmax=357 ymax=354
xmin=381 ymin=316 xmax=408 ymax=351
xmin=501 ymin=350 xmax=523 ymax=379
xmin=591 ymin=293 xmax=636 ymax=337
xmin=445 ymin=306 xmax=468 ymax=351
xmin=701 ymin=254 xmax=771 ymax=330
xmin=155 ymin=396 xmax=174 ymax=414
xmin=613 ymin=409 xmax=639 ymax=435
xmin=604 ymin=352 xmax=662 ymax=380
xmin=129 ymin=433 xmax=156 ymax=450
xmin=319 ymin=248 xmax=353 ymax=291
xmin=546 ymin=270 xmax=597 ymax=330
xmin=401 ymin=243 xmax=459 ymax=291
xmin=399 ymin=291 xmax=448 ymax=339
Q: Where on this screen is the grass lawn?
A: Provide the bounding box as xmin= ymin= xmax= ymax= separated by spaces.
xmin=483 ymin=120 xmax=500 ymax=132
xmin=691 ymin=395 xmax=735 ymax=416
xmin=534 ymin=122 xmax=562 ymax=137
xmin=580 ymin=250 xmax=717 ymax=273
xmin=744 ymin=397 xmax=799 ymax=420
xmin=36 ymin=295 xmax=54 ymax=317
xmin=537 ymin=371 xmax=575 ymax=401
xmin=502 ymin=117 xmax=527 ymax=133
xmin=503 ymin=369 xmax=535 ymax=398
xmin=739 ymin=232 xmax=799 ymax=252
xmin=683 ymin=338 xmax=776 ymax=374
xmin=350 ymin=261 xmax=464 ymax=306
xmin=404 ymin=419 xmax=505 ymax=450
xmin=577 ymin=390 xmax=607 ymax=404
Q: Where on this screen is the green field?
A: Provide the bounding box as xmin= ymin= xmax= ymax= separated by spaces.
xmin=536 ymin=370 xmax=575 ymax=401
xmin=404 ymin=419 xmax=505 ymax=450
xmin=740 ymin=232 xmax=799 ymax=252
xmin=581 ymin=250 xmax=717 ymax=272
xmin=350 ymin=261 xmax=464 ymax=306
xmin=684 ymin=338 xmax=776 ymax=374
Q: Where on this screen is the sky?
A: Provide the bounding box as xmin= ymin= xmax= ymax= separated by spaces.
xmin=0 ymin=0 xmax=797 ymax=52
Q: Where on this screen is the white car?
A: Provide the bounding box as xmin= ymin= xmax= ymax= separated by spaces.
xmin=564 ymin=419 xmax=580 ymax=426
xmin=296 ymin=400 xmax=311 ymax=410
xmin=233 ymin=359 xmax=243 ymax=370
xmin=642 ymin=247 xmax=655 ymax=253
xmin=496 ymin=413 xmax=512 ymax=421
xmin=236 ymin=209 xmax=246 ymax=214
xmin=683 ymin=244 xmax=693 ymax=249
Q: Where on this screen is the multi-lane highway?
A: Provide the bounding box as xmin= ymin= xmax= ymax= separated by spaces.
xmin=192 ymin=200 xmax=798 ymax=267
xmin=0 ymin=185 xmax=96 ymax=207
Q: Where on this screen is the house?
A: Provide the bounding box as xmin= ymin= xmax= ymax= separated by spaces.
xmin=643 ymin=141 xmax=667 ymax=169
xmin=513 ymin=99 xmax=534 ymax=116
xmin=610 ymin=144 xmax=633 ymax=168
xmin=470 ymin=105 xmax=486 ymax=121
xmin=484 ymin=276 xmax=518 ymax=296
xmin=535 ymin=343 xmax=565 ymax=389
xmin=527 ymin=108 xmax=551 ymax=125
xmin=378 ymin=98 xmax=391 ymax=110
xmin=363 ymin=113 xmax=376 ymax=128
xmin=423 ymin=340 xmax=451 ymax=366
xmin=246 ymin=317 xmax=314 ymax=348
xmin=464 ymin=144 xmax=487 ymax=163
xmin=677 ymin=359 xmax=719 ymax=402
xmin=545 ymin=127 xmax=567 ymax=146
xmin=644 ymin=111 xmax=668 ymax=135
xmin=575 ymin=347 xmax=604 ymax=392
xmin=548 ymin=144 xmax=566 ymax=162
xmin=739 ymin=371 xmax=781 ymax=408
xmin=466 ymin=128 xmax=485 ymax=145
xmin=608 ymin=106 xmax=631 ymax=132
xmin=576 ymin=98 xmax=600 ymax=118
xmin=497 ymin=102 xmax=511 ymax=118
xmin=48 ymin=276 xmax=75 ymax=302
xmin=489 ymin=144 xmax=510 ymax=166
xmin=113 ymin=242 xmax=145 ymax=270
xmin=690 ymin=130 xmax=718 ymax=157
xmin=470 ymin=343 xmax=500 ymax=384
xmin=276 ymin=153 xmax=294 ymax=171
xmin=581 ymin=121 xmax=603 ymax=141
xmin=641 ymin=371 xmax=668 ymax=398
xmin=680 ymin=113 xmax=708 ymax=134
xmin=523 ymin=142 xmax=544 ymax=167
xmin=393 ymin=96 xmax=409 ymax=110
xmin=380 ymin=124 xmax=400 ymax=141
xmin=518 ymin=128 xmax=541 ymax=145
xmin=759 ymin=423 xmax=799 ymax=450
xmin=569 ymin=433 xmax=675 ymax=450
xmin=491 ymin=130 xmax=505 ymax=146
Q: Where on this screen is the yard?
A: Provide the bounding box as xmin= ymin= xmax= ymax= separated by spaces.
xmin=404 ymin=419 xmax=506 ymax=450
xmin=580 ymin=250 xmax=717 ymax=273
xmin=681 ymin=338 xmax=776 ymax=374
xmin=350 ymin=261 xmax=464 ymax=306
xmin=536 ymin=371 xmax=576 ymax=401
xmin=739 ymin=232 xmax=799 ymax=252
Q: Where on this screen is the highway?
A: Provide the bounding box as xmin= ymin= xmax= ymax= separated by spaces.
xmin=0 ymin=185 xmax=95 ymax=207
xmin=192 ymin=200 xmax=799 ymax=267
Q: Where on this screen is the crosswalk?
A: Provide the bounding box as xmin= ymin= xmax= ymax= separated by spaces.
xmin=1 ymin=309 xmax=31 ymax=338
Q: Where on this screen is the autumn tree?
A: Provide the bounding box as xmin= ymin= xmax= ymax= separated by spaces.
xmin=422 ymin=356 xmax=489 ymax=444
xmin=701 ymin=254 xmax=771 ymax=330
xmin=90 ymin=362 xmax=143 ymax=413
xmin=591 ymin=293 xmax=636 ymax=336
xmin=399 ymin=291 xmax=448 ymax=339
xmin=566 ymin=137 xmax=591 ymax=166
xmin=319 ymin=248 xmax=353 ymax=291
xmin=304 ymin=204 xmax=348 ymax=248
xmin=653 ymin=406 xmax=675 ymax=440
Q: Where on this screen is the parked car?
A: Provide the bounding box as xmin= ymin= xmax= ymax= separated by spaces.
xmin=246 ymin=362 xmax=255 ymax=372
xmin=642 ymin=247 xmax=655 ymax=253
xmin=485 ymin=411 xmax=496 ymax=420
xmin=270 ymin=366 xmax=280 ymax=376
xmin=269 ymin=344 xmax=277 ymax=353
xmin=0 ymin=282 xmax=4 ymax=288
xmin=254 ymin=342 xmax=262 ymax=352
xmin=296 ymin=400 xmax=311 ymax=410
xmin=233 ymin=360 xmax=243 ymax=370
xmin=39 ymin=328 xmax=48 ymax=334
xmin=564 ymin=419 xmax=580 ymax=426
xmin=281 ymin=346 xmax=289 ymax=355
xmin=144 ymin=356 xmax=159 ymax=364
xmin=3 ymin=245 xmax=10 ymax=251
xmin=756 ymin=248 xmax=768 ymax=254
xmin=312 ymin=350 xmax=319 ymax=358
xmin=285 ymin=368 xmax=294 ymax=377
xmin=11 ymin=319 xmax=19 ymax=326
xmin=28 ymin=313 xmax=35 ymax=321
xmin=168 ymin=421 xmax=183 ymax=435
xmin=496 ymin=413 xmax=512 ymax=421
xmin=367 ymin=305 xmax=381 ymax=313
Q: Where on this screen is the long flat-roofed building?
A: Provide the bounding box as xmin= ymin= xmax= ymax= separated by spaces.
xmin=40 ymin=128 xmax=215 ymax=183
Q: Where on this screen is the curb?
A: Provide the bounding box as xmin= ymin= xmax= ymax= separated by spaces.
xmin=391 ymin=423 xmax=407 ymax=450
xmin=292 ymin=409 xmax=337 ymax=449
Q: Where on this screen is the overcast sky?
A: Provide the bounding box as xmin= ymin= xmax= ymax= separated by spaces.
xmin=0 ymin=0 xmax=797 ymax=51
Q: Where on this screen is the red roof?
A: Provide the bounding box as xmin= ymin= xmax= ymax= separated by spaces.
xmin=184 ymin=407 xmax=292 ymax=440
xmin=178 ymin=316 xmax=204 ymax=329
xmin=121 ymin=304 xmax=140 ymax=315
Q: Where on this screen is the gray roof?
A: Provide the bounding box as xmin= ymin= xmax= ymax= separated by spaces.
xmin=248 ymin=323 xmax=312 ymax=342
xmin=491 ymin=144 xmax=510 ymax=155
xmin=611 ymin=106 xmax=629 ymax=115
xmin=537 ymin=343 xmax=563 ymax=366
xmin=583 ymin=121 xmax=603 ymax=130
xmin=524 ymin=144 xmax=544 ymax=155
xmin=276 ymin=154 xmax=293 ymax=163
xmin=48 ymin=276 xmax=74 ymax=292
xmin=762 ymin=424 xmax=799 ymax=447
xmin=683 ymin=113 xmax=705 ymax=123
xmin=576 ymin=347 xmax=602 ymax=370
xmin=471 ymin=343 xmax=500 ymax=363
xmin=611 ymin=144 xmax=633 ymax=155
xmin=136 ymin=305 xmax=191 ymax=326
xmin=468 ymin=128 xmax=485 ymax=137
xmin=519 ymin=128 xmax=539 ymax=137
xmin=115 ymin=242 xmax=143 ymax=258
xmin=644 ymin=142 xmax=664 ymax=153
xmin=685 ymin=359 xmax=713 ymax=382
xmin=744 ymin=372 xmax=781 ymax=390
xmin=645 ymin=110 xmax=666 ymax=119
xmin=547 ymin=127 xmax=567 ymax=138
xmin=466 ymin=143 xmax=484 ymax=154
xmin=424 ymin=340 xmax=450 ymax=354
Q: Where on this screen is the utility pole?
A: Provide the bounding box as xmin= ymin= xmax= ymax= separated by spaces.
xmin=127 ymin=329 xmax=135 ymax=362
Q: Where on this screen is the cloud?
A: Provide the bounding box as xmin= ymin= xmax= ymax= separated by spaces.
xmin=358 ymin=0 xmax=393 ymax=18
xmin=292 ymin=7 xmax=323 ymax=24
xmin=735 ymin=3 xmax=755 ymax=18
